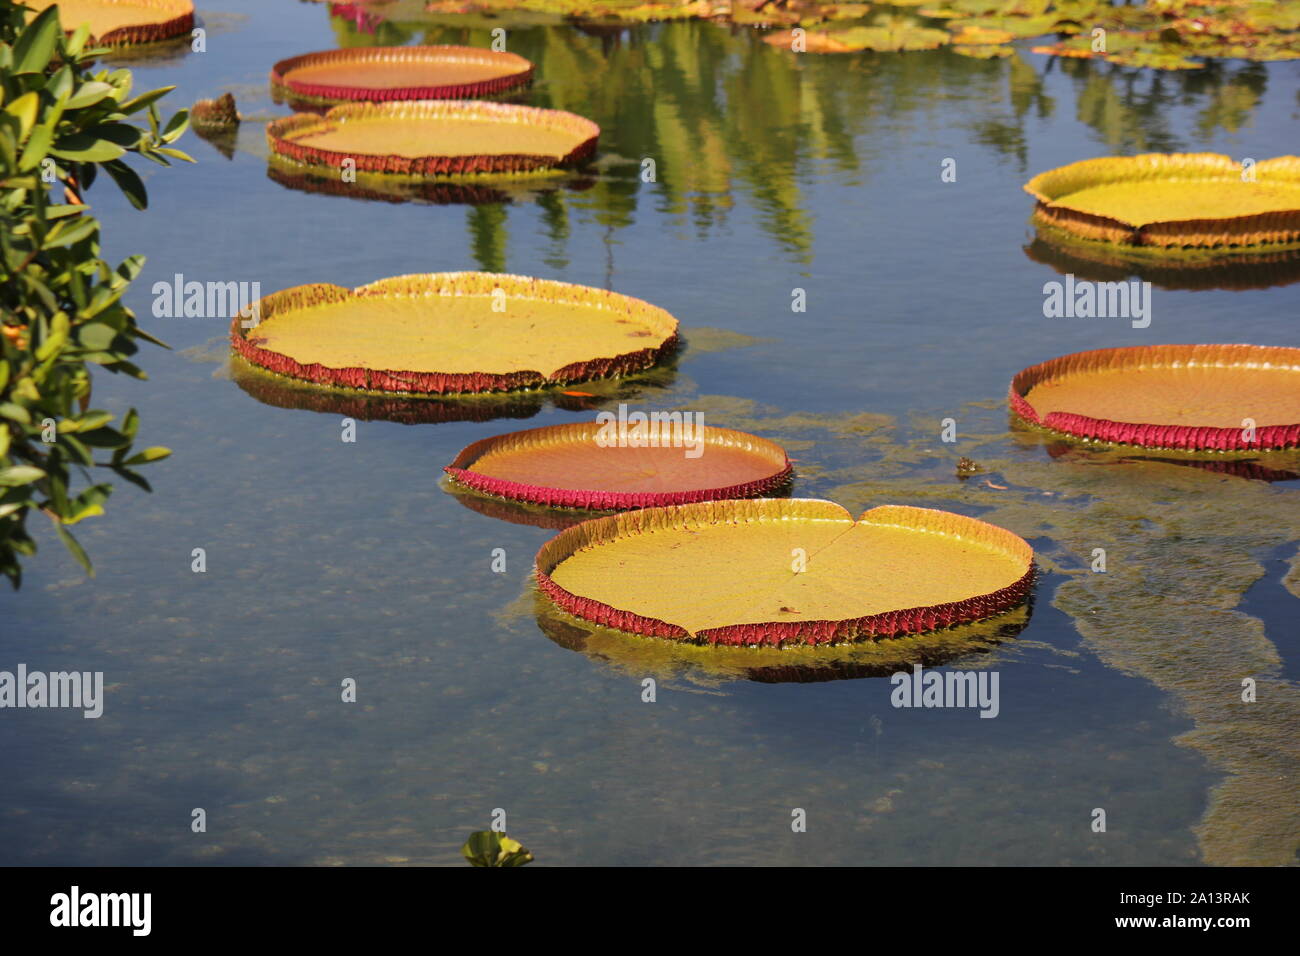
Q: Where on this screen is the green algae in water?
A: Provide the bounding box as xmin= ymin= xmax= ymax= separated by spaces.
xmin=805 ymin=403 xmax=1300 ymax=867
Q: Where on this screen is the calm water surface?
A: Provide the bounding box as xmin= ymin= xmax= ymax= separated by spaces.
xmin=1 ymin=1 xmax=1297 ymax=866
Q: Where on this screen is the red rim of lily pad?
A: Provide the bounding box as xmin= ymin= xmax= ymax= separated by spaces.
xmin=265 ymin=100 xmax=599 ymax=179
xmin=445 ymin=422 xmax=793 ymax=510
xmin=229 ymin=272 xmax=679 ymax=396
xmin=1010 ymin=344 xmax=1300 ymax=452
xmin=535 ymin=500 xmax=1036 ymax=648
xmin=269 ymin=46 xmax=534 ymax=104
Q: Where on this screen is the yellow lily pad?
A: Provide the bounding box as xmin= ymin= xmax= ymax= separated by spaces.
xmin=536 ymin=499 xmax=1034 ymax=646
xmin=26 ymin=0 xmax=194 ymax=44
xmin=230 ymin=272 xmax=679 ymax=395
xmin=1024 ymin=153 xmax=1300 ymax=250
xmin=266 ymin=100 xmax=599 ymax=179
xmin=1009 ymin=344 xmax=1300 ymax=451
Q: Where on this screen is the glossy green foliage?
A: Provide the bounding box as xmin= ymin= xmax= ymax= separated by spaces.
xmin=0 ymin=2 xmax=192 ymax=586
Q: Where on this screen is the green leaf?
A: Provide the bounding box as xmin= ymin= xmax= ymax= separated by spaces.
xmin=45 ymin=215 xmax=98 ymax=249
xmin=69 ymin=410 xmax=115 ymax=432
xmin=116 ymin=254 xmax=147 ymax=283
xmin=64 ymin=484 xmax=111 ymax=524
xmin=101 ymin=159 xmax=148 ymax=210
xmin=64 ymin=82 xmax=117 ymax=111
xmin=123 ymin=446 xmax=171 ymax=466
xmin=53 ymin=523 xmax=94 ymax=576
xmin=19 ymin=123 xmax=55 ymax=171
xmin=111 ymin=466 xmax=152 ymax=493
xmin=50 ymin=134 xmax=126 ymax=163
xmin=117 ymin=86 xmax=175 ymax=116
xmin=74 ymin=426 xmax=129 ymax=449
xmin=161 ymin=109 xmax=190 ymax=143
xmin=4 ymin=92 xmax=39 ymax=140
xmin=0 ymin=466 xmax=46 ymax=487
xmin=65 ymin=23 xmax=92 ymax=59
xmin=13 ymin=6 xmax=61 ymax=75
xmin=155 ymin=146 xmax=195 ymax=163
xmin=89 ymin=123 xmax=144 ymax=149
xmin=76 ymin=322 xmax=117 ymax=350
xmin=0 ymin=404 xmax=32 ymax=425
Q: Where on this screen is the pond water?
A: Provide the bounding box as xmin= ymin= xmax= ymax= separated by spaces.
xmin=2 ymin=1 xmax=1298 ymax=866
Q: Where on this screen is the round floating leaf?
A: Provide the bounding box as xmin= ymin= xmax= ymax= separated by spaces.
xmin=270 ymin=46 xmax=534 ymax=106
xmin=536 ymin=500 xmax=1035 ymax=647
xmin=1024 ymin=153 xmax=1300 ymax=252
xmin=1009 ymin=344 xmax=1300 ymax=451
xmin=445 ymin=421 xmax=792 ymax=510
xmin=230 ymin=272 xmax=679 ymax=396
xmin=266 ymin=100 xmax=600 ymax=180
xmin=25 ymin=0 xmax=195 ymax=46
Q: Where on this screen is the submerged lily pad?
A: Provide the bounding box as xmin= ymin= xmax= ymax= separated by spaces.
xmin=269 ymin=45 xmax=534 ymax=106
xmin=535 ymin=499 xmax=1035 ymax=647
xmin=1010 ymin=344 xmax=1300 ymax=452
xmin=266 ymin=100 xmax=599 ymax=179
xmin=230 ymin=273 xmax=679 ymax=395
xmin=445 ymin=421 xmax=792 ymax=510
xmin=27 ymin=0 xmax=194 ymax=45
xmin=1024 ymin=153 xmax=1300 ymax=252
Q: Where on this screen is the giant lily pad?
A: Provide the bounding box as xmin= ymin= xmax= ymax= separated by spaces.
xmin=266 ymin=100 xmax=599 ymax=179
xmin=270 ymin=45 xmax=534 ymax=106
xmin=1010 ymin=344 xmax=1300 ymax=452
xmin=230 ymin=272 xmax=679 ymax=395
xmin=445 ymin=422 xmax=792 ymax=510
xmin=1024 ymin=153 xmax=1300 ymax=252
xmin=535 ymin=500 xmax=1035 ymax=647
xmin=26 ymin=0 xmax=194 ymax=45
